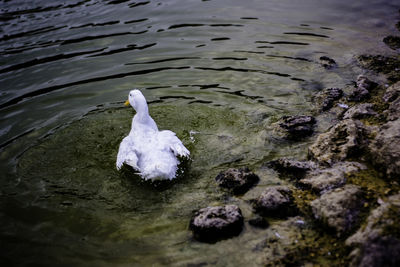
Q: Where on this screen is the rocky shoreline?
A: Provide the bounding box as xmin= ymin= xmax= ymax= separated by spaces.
xmin=189 ymin=13 xmax=400 ymax=267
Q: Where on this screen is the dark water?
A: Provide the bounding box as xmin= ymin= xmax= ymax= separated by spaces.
xmin=1 ymin=0 xmax=399 ymax=266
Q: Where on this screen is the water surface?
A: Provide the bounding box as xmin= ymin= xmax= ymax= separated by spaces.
xmin=1 ymin=0 xmax=399 ymax=265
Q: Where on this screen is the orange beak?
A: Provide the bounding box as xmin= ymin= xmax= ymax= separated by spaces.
xmin=124 ymin=100 xmax=130 ymax=106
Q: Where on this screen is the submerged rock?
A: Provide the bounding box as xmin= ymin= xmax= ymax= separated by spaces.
xmin=299 ymin=162 xmax=366 ymax=194
xmin=266 ymin=158 xmax=317 ymax=179
xmin=252 ymin=186 xmax=296 ymax=217
xmin=315 ymin=87 xmax=344 ymax=111
xmin=278 ymin=115 xmax=316 ymax=140
xmin=189 ymin=205 xmax=244 ymax=242
xmin=383 ymin=35 xmax=400 ymax=50
xmin=215 ymin=167 xmax=259 ymax=195
xmin=346 ymin=193 xmax=400 ymax=267
xmin=248 ymin=216 xmax=270 ymax=229
xmin=369 ymin=119 xmax=400 ymax=180
xmin=319 ymin=56 xmax=337 ymax=69
xmin=260 ymin=216 xmax=325 ymax=266
xmin=311 ymin=184 xmax=364 ymax=236
xmin=308 ymin=119 xmax=368 ymax=165
xmin=342 ymin=103 xmax=377 ymax=120
xmin=357 ymin=55 xmax=400 ymax=82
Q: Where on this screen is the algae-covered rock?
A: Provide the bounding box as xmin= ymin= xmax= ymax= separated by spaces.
xmin=369 ymin=119 xmax=400 ymax=180
xmin=189 ymin=205 xmax=244 ymax=242
xmin=387 ymin=98 xmax=400 ymax=121
xmin=266 ymin=158 xmax=317 ymax=179
xmin=383 ymin=82 xmax=400 ymax=103
xmin=349 ymin=236 xmax=400 ymax=267
xmin=278 ymin=115 xmax=316 ymax=140
xmin=346 ymin=193 xmax=400 ymax=267
xmin=348 ymin=75 xmax=377 ymax=102
xmin=260 ymin=216 xmax=347 ymax=266
xmin=308 ymin=119 xmax=368 ymax=165
xmin=311 ymin=184 xmax=364 ymax=236
xmin=382 ymin=82 xmax=400 ymax=121
xmin=215 ymin=167 xmax=259 ymax=195
xmin=383 ymin=35 xmax=400 ymax=50
xmin=314 ymin=87 xmax=344 ymax=111
xmin=342 ymin=103 xmax=377 ymax=120
xmin=319 ymin=56 xmax=337 ymax=69
xmin=252 ymin=186 xmax=297 ymax=217
xmin=299 ymin=162 xmax=366 ymax=194
xmin=357 ymin=55 xmax=400 ymax=82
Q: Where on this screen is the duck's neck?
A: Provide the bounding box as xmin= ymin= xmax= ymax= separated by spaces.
xmin=132 ymin=102 xmax=158 ymax=132
xmin=136 ymin=103 xmax=150 ymax=122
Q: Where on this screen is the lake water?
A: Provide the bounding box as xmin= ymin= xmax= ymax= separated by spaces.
xmin=1 ymin=0 xmax=399 ymax=266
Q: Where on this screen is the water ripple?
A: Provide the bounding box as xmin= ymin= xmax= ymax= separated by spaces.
xmin=0 ymin=48 xmax=107 ymax=74
xmin=87 ymin=43 xmax=156 ymax=57
xmin=0 ymin=67 xmax=191 ymax=110
xmin=283 ymin=32 xmax=330 ymax=38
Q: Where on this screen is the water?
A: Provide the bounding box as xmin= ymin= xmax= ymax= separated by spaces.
xmin=1 ymin=0 xmax=399 ymax=265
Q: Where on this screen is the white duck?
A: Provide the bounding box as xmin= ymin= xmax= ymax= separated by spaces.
xmin=116 ymin=89 xmax=190 ymax=180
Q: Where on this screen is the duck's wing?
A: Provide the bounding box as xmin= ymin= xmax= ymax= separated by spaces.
xmin=159 ymin=130 xmax=190 ymax=158
xmin=116 ymin=136 xmax=139 ymax=170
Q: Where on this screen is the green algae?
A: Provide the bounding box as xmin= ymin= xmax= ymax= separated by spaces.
xmin=12 ymin=103 xmax=281 ymax=265
xmin=261 ymin=217 xmax=351 ymax=267
xmin=12 ymin=102 xmax=364 ymax=266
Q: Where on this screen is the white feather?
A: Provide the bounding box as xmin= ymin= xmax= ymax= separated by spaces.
xmin=116 ymin=89 xmax=190 ymax=180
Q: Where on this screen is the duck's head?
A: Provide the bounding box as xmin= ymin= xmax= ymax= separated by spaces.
xmin=125 ymin=89 xmax=148 ymax=113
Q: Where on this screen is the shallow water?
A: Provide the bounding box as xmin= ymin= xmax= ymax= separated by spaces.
xmin=1 ymin=0 xmax=399 ymax=265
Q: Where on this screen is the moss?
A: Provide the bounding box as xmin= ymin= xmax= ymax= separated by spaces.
xmin=264 ymin=225 xmax=351 ymax=266
xmin=291 ymin=188 xmax=318 ymax=218
xmin=346 ymin=168 xmax=398 ymax=199
xmin=381 ymin=206 xmax=400 ymax=239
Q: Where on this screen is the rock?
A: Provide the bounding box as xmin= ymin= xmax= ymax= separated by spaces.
xmin=348 ymin=75 xmax=377 ymax=102
xmin=342 ymin=103 xmax=377 ymax=120
xmin=383 ymin=83 xmax=400 ymax=121
xmin=383 ymin=35 xmax=400 ymax=50
xmin=278 ymin=115 xmax=316 ymax=139
xmin=383 ymin=82 xmax=400 ymax=103
xmin=346 ymin=193 xmax=400 ymax=267
xmin=356 ymin=75 xmax=377 ymax=92
xmin=319 ymin=56 xmax=337 ymax=69
xmin=266 ymin=158 xmax=317 ymax=179
xmin=215 ymin=167 xmax=259 ymax=195
xmin=308 ymin=119 xmax=368 ymax=165
xmin=387 ymin=98 xmax=400 ymax=121
xmin=369 ymin=119 xmax=400 ymax=180
xmin=311 ymin=184 xmax=364 ymax=236
xmin=248 ymin=216 xmax=270 ymax=229
xmin=252 ymin=186 xmax=296 ymax=217
xmin=189 ymin=205 xmax=244 ymax=242
xmin=357 ymin=55 xmax=400 ymax=83
xmin=299 ymin=162 xmax=366 ymax=194
xmin=349 ymin=236 xmax=400 ymax=267
xmin=259 ymin=216 xmax=316 ymax=266
xmin=314 ymin=87 xmax=344 ymax=111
